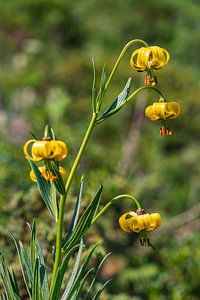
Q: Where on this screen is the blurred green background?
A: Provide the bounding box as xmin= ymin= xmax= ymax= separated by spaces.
xmin=0 ymin=0 xmax=200 ymax=299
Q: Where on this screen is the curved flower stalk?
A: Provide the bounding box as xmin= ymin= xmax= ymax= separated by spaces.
xmin=92 ymin=194 xmax=161 ymax=248
xmin=0 ymin=38 xmax=180 ymax=299
xmin=91 ymin=195 xmax=161 ymax=232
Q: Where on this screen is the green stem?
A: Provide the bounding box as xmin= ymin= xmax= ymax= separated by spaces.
xmin=50 ymin=113 xmax=97 ymax=292
xmin=104 ymin=39 xmax=149 ymax=92
xmin=50 ymin=193 xmax=65 ymax=287
xmin=64 ymin=113 xmax=97 ymax=195
xmin=92 ymin=194 xmax=141 ymax=225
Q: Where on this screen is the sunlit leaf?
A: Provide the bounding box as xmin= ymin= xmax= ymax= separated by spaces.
xmin=96 ymin=77 xmax=132 ymax=123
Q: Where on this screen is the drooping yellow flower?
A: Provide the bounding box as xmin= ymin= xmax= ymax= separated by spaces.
xmin=145 ymin=98 xmax=181 ymax=135
xmin=30 ymin=166 xmax=66 ymax=182
xmin=119 ymin=209 xmax=161 ymax=233
xmin=130 ymin=46 xmax=170 ymax=71
xmin=23 ymin=139 xmax=68 ymax=162
xmin=145 ymin=99 xmax=181 ymax=121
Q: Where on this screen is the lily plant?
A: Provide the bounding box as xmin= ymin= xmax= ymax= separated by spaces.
xmin=0 ymin=38 xmax=181 ymax=300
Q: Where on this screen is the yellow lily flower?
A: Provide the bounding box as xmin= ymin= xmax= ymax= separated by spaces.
xmin=23 ymin=139 xmax=68 ymax=162
xmin=30 ymin=166 xmax=66 ymax=182
xmin=119 ymin=210 xmax=161 ymax=233
xmin=130 ymin=46 xmax=170 ymax=71
xmin=145 ymin=98 xmax=181 ymax=135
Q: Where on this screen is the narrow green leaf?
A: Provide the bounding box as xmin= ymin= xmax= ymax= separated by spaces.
xmin=63 ymin=176 xmax=84 ymax=245
xmin=49 ymin=245 xmax=80 ymax=300
xmin=96 ymin=77 xmax=132 ymax=123
xmin=1 ymin=293 xmax=7 ymax=300
xmin=10 ymin=234 xmax=32 ymax=298
xmin=19 ymin=241 xmax=33 ymax=285
xmin=30 ymin=219 xmax=49 ymax=299
xmin=33 ymin=258 xmax=43 ymax=300
xmin=9 ymin=269 xmax=20 ymax=296
xmin=0 ymin=255 xmax=22 ymax=300
xmin=33 ymin=258 xmax=39 ymax=300
xmin=63 ymin=185 xmax=103 ymax=251
xmin=50 ymin=126 xmax=56 ymax=140
xmin=61 ymin=240 xmax=84 ymax=300
xmin=28 ymin=159 xmax=55 ymax=220
xmin=84 ymin=252 xmax=111 ymax=299
xmin=92 ymin=279 xmax=112 ymax=300
xmin=73 ymin=268 xmax=94 ymax=300
xmin=0 ymin=274 xmax=11 ymax=300
xmin=31 ymin=220 xmax=36 ymax=270
xmin=65 ymin=242 xmax=100 ymax=300
xmin=44 ymin=125 xmax=56 ymax=140
xmin=51 ymin=184 xmax=58 ymax=222
xmin=92 ymin=58 xmax=97 ymax=113
xmin=29 ymin=131 xmax=39 ymax=140
xmin=96 ymin=65 xmax=106 ymax=112
xmin=36 ymin=240 xmax=49 ymax=300
xmin=49 ymin=244 xmax=80 ymax=300
xmin=49 ymin=161 xmax=65 ymax=195
xmin=0 ymin=253 xmax=13 ymax=300
xmin=49 ymin=269 xmax=61 ymax=300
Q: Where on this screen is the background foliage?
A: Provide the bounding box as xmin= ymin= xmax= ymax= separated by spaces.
xmin=0 ymin=0 xmax=200 ymax=299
